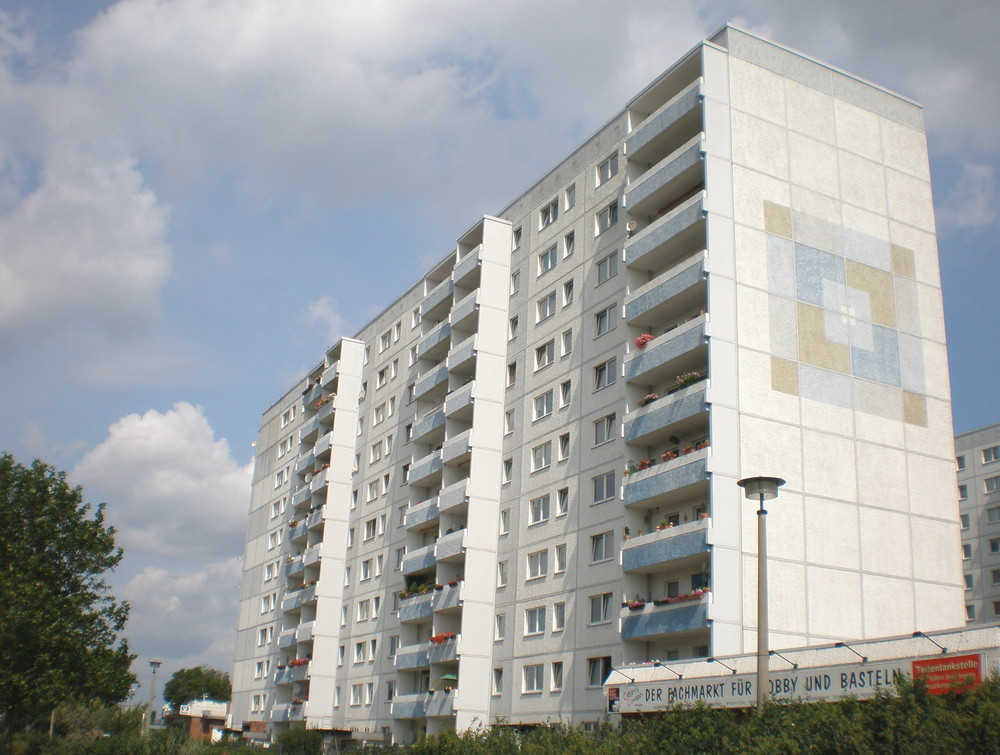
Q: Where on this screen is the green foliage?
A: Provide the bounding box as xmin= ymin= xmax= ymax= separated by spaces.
xmin=0 ymin=454 xmax=134 ymax=752
xmin=162 ymin=667 xmax=232 ymax=710
xmin=276 ymin=726 xmax=323 ymax=755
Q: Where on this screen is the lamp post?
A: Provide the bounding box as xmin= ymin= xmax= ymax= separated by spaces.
xmin=144 ymin=660 xmax=162 ymax=734
xmin=738 ymin=476 xmax=785 ymax=711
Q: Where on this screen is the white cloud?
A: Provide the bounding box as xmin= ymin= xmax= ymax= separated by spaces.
xmin=937 ymin=161 xmax=997 ymax=232
xmin=305 ymin=295 xmax=351 ymax=345
xmin=71 ymin=402 xmax=252 ymax=561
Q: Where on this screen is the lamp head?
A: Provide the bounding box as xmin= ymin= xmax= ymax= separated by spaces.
xmin=738 ymin=476 xmax=786 ymax=501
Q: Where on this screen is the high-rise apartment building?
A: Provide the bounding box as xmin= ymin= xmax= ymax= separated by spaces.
xmin=956 ymin=422 xmax=1000 ymax=624
xmin=231 ymin=24 xmax=964 ymax=747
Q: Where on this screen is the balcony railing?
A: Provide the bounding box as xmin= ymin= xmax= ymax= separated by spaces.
xmin=445 ymin=380 xmax=475 ymax=420
xmin=624 ymin=193 xmax=705 ymax=273
xmin=626 ymin=134 xmax=705 ymax=218
xmin=619 ymin=592 xmax=711 ymax=641
xmin=625 ymin=381 xmax=707 ymax=446
xmin=422 ymin=278 xmax=455 ymax=321
xmin=438 ymin=479 xmax=469 ymax=515
xmin=626 ymin=78 xmax=702 ymax=165
xmin=419 ymin=321 xmax=452 ymax=361
xmin=624 ymin=252 xmax=706 ymax=325
xmin=425 ymin=689 xmax=457 ymax=718
xmin=391 ymin=693 xmax=427 ymax=719
xmin=409 ymin=450 xmax=443 ymax=487
xmin=624 ymin=315 xmax=706 ymax=385
xmin=405 ymin=496 xmax=441 ymax=531
xmin=622 ymin=518 xmax=711 ymax=572
xmin=401 ymin=543 xmax=436 ymax=576
xmin=415 ymin=365 xmax=449 ymax=402
xmin=442 ymin=429 xmax=472 ymax=466
xmin=453 ymin=244 xmax=482 ymax=286
xmin=450 ymin=290 xmax=479 ymax=330
xmin=433 ymin=580 xmax=463 ymax=613
xmin=428 ymin=636 xmax=460 ymax=664
xmin=395 ymin=643 xmax=431 ymax=671
xmin=435 ymin=528 xmax=466 ymax=562
xmin=446 ymin=337 xmax=477 ymax=375
xmin=412 ymin=408 xmax=446 ymax=445
xmin=623 ymin=449 xmax=709 ymax=509
xmin=399 ymin=592 xmax=434 ymax=623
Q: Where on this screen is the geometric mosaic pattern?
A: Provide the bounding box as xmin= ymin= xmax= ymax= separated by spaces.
xmin=762 ymin=201 xmax=928 ymax=426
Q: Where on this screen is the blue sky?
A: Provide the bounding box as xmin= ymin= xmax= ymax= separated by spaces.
xmin=1 ymin=0 xmax=997 ymax=703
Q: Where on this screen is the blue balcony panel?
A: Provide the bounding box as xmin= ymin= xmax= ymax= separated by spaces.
xmin=453 ymin=245 xmax=482 ymax=287
xmin=625 ymin=384 xmax=707 ymax=446
xmin=419 ymin=322 xmax=452 ymax=361
xmin=626 ymin=79 xmax=702 ymax=165
xmin=624 ymin=320 xmax=706 ymax=385
xmin=450 ymin=290 xmax=479 ymax=331
xmin=409 ymin=451 xmax=443 ymax=488
xmin=620 ymin=600 xmax=709 ymax=641
xmin=415 ymin=365 xmax=449 ymax=401
xmin=445 ymin=381 xmax=475 ymax=420
xmin=447 ymin=337 xmax=477 ymax=375
xmin=626 ymin=135 xmax=704 ymax=218
xmin=625 ymin=194 xmax=705 ymax=273
xmin=624 ymin=254 xmax=706 ymax=325
xmin=439 ymin=479 xmax=469 ymax=515
xmin=401 ymin=544 xmax=437 ymax=576
xmin=422 ymin=279 xmax=454 ymax=321
xmin=435 ymin=529 xmax=466 ymax=562
xmin=405 ymin=497 xmax=441 ymax=531
xmin=433 ymin=582 xmax=463 ymax=613
xmin=622 ymin=525 xmax=709 ymax=573
xmin=412 ymin=409 xmax=446 ymax=444
xmin=391 ymin=693 xmax=428 ymax=720
xmin=623 ymin=456 xmax=709 ymax=509
xmin=399 ymin=593 xmax=434 ymax=623
xmin=425 ymin=689 xmax=457 ymax=718
xmin=395 ymin=644 xmax=430 ymax=671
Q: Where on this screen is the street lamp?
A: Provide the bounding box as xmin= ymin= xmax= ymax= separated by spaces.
xmin=145 ymin=660 xmax=162 ymax=734
xmin=738 ymin=475 xmax=785 ymax=711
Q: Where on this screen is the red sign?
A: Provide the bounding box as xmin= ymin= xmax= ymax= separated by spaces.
xmin=911 ymin=654 xmax=982 ymax=695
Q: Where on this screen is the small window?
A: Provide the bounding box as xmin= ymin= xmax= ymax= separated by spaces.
xmin=540 ymin=200 xmax=559 ymax=230
xmin=587 ymin=656 xmax=613 ymax=687
xmin=989 ymin=507 xmax=1000 ymax=523
xmin=499 ymin=508 xmax=510 ymax=534
xmin=527 ymin=549 xmax=548 ymax=579
xmin=507 ymin=362 xmax=517 ymax=386
xmin=495 ymin=613 xmax=506 ymax=640
xmin=510 ymin=269 xmax=520 ymax=295
xmin=594 ymin=413 xmax=616 ymax=446
xmin=564 ymin=230 xmax=575 ymax=257
xmin=957 ymin=455 xmax=966 ymax=470
xmin=596 ymin=201 xmax=619 ymax=234
xmin=593 ymin=471 xmax=616 ymax=503
xmin=509 ymin=315 xmax=519 ymax=340
xmin=529 ymin=495 xmax=550 ymax=525
xmin=961 ymin=513 xmax=971 ymax=530
xmin=553 ymin=602 xmax=566 ymax=631
xmin=565 ymin=185 xmax=576 ymax=210
xmin=554 ymin=544 xmax=567 ymax=573
xmin=591 ymin=531 xmax=614 ymax=563
xmin=589 ymin=594 xmax=612 ymax=624
xmin=597 ymin=252 xmax=618 ymax=285
xmin=595 ymin=304 xmax=616 ymax=336
xmin=560 ymin=380 xmax=572 ymax=406
xmin=561 ymin=328 xmax=573 ymax=356
xmin=502 ymin=458 xmax=513 ymax=483
xmin=994 ymin=601 xmax=1000 ymax=617
xmin=558 ymin=432 xmax=570 ymax=460
xmin=513 ymin=227 xmax=522 ymax=248
xmin=960 ymin=484 xmax=969 ymax=500
xmin=535 ymin=340 xmax=555 ymax=370
xmin=992 ymin=539 xmax=1000 ymax=554
xmin=594 ymin=358 xmax=617 ymax=390
xmin=965 ymin=574 xmax=974 ymax=589
xmin=504 ymin=409 xmax=514 ymax=435
xmin=966 ymin=604 xmax=976 ymax=621
xmin=557 ymin=487 xmax=569 ymax=516
xmin=497 ymin=560 xmax=509 ymax=587
xmin=532 ymin=442 xmax=552 ymax=472
xmin=523 ymin=664 xmax=544 ymax=693
xmin=534 ymin=390 xmax=554 ymax=421
xmin=412 ymin=308 xmax=421 ymax=328
xmin=993 ymin=569 xmax=1000 ymax=585
xmin=525 ymin=606 xmax=546 ymax=635
xmin=551 ymin=661 xmax=564 ymax=691
xmin=538 ymin=245 xmax=557 ymax=274
xmin=597 ymin=153 xmax=619 ymax=186
xmin=537 ymin=291 xmax=557 ymax=321
xmin=985 ymin=446 xmax=1000 ymax=464
xmin=493 ymin=668 xmax=504 ymax=695
xmin=563 ymin=279 xmax=574 ymax=306
xmin=963 ymin=543 xmax=973 ymax=560
xmin=987 ymin=476 xmax=1000 ymax=494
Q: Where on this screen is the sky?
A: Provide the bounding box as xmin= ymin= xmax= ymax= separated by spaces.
xmin=0 ymin=0 xmax=997 ymax=706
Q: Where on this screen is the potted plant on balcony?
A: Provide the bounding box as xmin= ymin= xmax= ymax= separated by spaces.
xmin=636 ymin=393 xmax=659 ymax=407
xmin=627 ymin=599 xmax=646 ymax=610
xmin=634 ymin=333 xmax=655 ymax=349
xmin=661 ymin=450 xmax=679 ymax=462
xmin=623 ymin=526 xmax=630 ymax=541
xmin=682 ymin=444 xmax=696 ymax=455
xmin=676 ymin=371 xmax=703 ymax=388
xmin=695 ymin=439 xmax=710 ymax=450
xmin=637 ymin=458 xmax=654 ymax=471
xmin=623 ymin=461 xmax=638 ymax=477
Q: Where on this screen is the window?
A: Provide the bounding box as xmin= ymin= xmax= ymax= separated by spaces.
xmin=960 ymin=484 xmax=969 ymax=500
xmin=280 ymin=407 xmax=295 ymax=428
xmin=525 ymin=606 xmax=546 ymax=635
xmin=500 ymin=508 xmax=510 ymax=534
xmin=563 ymin=279 xmax=574 ymax=306
xmin=540 ymin=199 xmax=558 ymax=229
xmin=504 ymin=409 xmax=514 ymax=435
xmin=510 ymin=269 xmax=520 ymax=295
xmin=260 ymin=594 xmax=275 ymax=613
xmin=493 ymin=668 xmax=504 ymax=695
xmin=557 ymin=487 xmax=569 ymax=516
xmin=963 ymin=544 xmax=973 ymax=560
xmin=350 ymin=684 xmax=363 ymax=706
xmin=595 ymin=304 xmax=616 ymax=336
xmin=267 ymin=530 xmax=282 ymax=550
xmin=597 ymin=252 xmax=618 ymax=284
xmin=995 ymin=602 xmax=1000 ymax=617
xmin=498 ymin=560 xmax=509 ymax=587
xmin=370 ymin=442 xmax=382 ymax=463
xmin=527 ymin=549 xmax=548 ymax=580
xmin=373 ymin=403 xmax=386 ymax=425
xmin=961 ymin=513 xmax=971 ymax=530
xmin=593 ymin=471 xmax=616 ymax=503
xmin=596 ymin=201 xmax=618 ymax=234
xmin=386 ymin=681 xmax=396 ymax=702
xmin=369 ymin=639 xmax=378 ymax=661
xmin=990 ymin=507 xmax=1000 ymax=523
xmin=532 ymin=442 xmax=552 ymax=472
xmin=412 ymin=307 xmax=421 ymax=328
xmin=373 ymin=594 xmax=382 ymax=614
xmin=537 ymin=291 xmax=557 ymax=321
xmin=509 ymin=315 xmax=519 ymax=339
xmin=560 ymin=380 xmax=572 ymax=407
xmin=513 ymin=226 xmax=522 ymax=248
xmin=405 ymin=423 xmax=413 ymax=441
xmin=590 ymin=593 xmax=612 ymax=624
xmin=341 ymin=605 xmax=348 ymax=625
xmin=554 ymin=544 xmax=567 ymax=573
xmin=597 ymin=152 xmax=619 ymax=185
xmin=378 ymin=512 xmax=387 ymax=534
xmin=987 ymin=476 xmax=1000 ymax=494
xmin=401 ymin=463 xmax=410 ymax=483
xmin=538 ymin=245 xmax=557 ymax=274
xmin=251 ymin=693 xmax=267 ymax=712
xmin=361 ymin=559 xmax=373 ymax=581
xmin=495 ymin=613 xmax=506 ymax=640
xmin=364 ymin=518 xmax=377 ymax=540
xmin=367 ymin=480 xmax=379 ymax=502
xmin=354 ymin=641 xmax=366 ymax=663
xmin=357 ymin=600 xmax=370 ymax=621
xmin=395 ymin=546 xmax=406 ymax=570
xmin=407 ymin=384 xmax=415 ymax=403
xmin=564 ymin=230 xmax=575 ymax=257
xmin=993 ymin=570 xmax=1000 ymax=585
xmin=535 ymin=340 xmax=555 ymax=370
xmin=565 ymin=184 xmax=576 ymax=210
xmin=388 ymin=635 xmax=399 ymax=657
xmin=254 ymin=660 xmax=270 ymax=679
xmin=391 ymin=358 xmax=399 ymax=378
xmin=529 ymin=495 xmax=550 ymax=525
xmin=965 ymin=574 xmax=974 ymax=589
xmin=523 ymin=664 xmax=544 ymax=693
xmin=409 ymin=345 xmax=417 ymax=366
xmin=338 ymin=645 xmax=346 ymax=665
xmin=534 ymin=390 xmax=554 ymax=420
xmin=379 ymin=331 xmax=390 ymax=353
xmin=985 ymin=446 xmax=1000 ymax=463
xmin=502 ymin=458 xmax=513 ymax=483
xmin=264 ymin=561 xmax=276 ymax=581
xmin=507 ymin=362 xmax=517 ymax=386
xmin=957 ymin=455 xmax=967 ymax=470
xmin=992 ymin=539 xmax=1000 ymax=554
xmin=347 ymin=528 xmax=355 ymax=547
xmin=551 ymin=661 xmax=564 ymax=691
xmin=594 ymin=413 xmax=616 ymax=445
xmin=376 ymin=367 xmax=387 ymax=389
xmin=553 ymin=602 xmax=566 ymax=631
xmin=257 ymin=626 xmax=273 ymax=646
xmin=273 ymin=468 xmax=288 ymax=488
xmin=966 ymin=605 xmax=976 ymax=621
xmin=594 ymin=358 xmax=617 ymax=390
xmin=591 ymin=531 xmax=614 ymax=563
xmin=559 ymin=432 xmax=570 ymax=460
xmin=587 ymin=656 xmax=613 ymax=687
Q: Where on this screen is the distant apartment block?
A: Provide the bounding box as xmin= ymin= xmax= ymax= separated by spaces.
xmin=957 ymin=422 xmax=1000 ymax=624
xmin=231 ymin=24 xmax=964 ymax=748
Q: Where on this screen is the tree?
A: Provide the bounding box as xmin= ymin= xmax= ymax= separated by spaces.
xmin=162 ymin=667 xmax=232 ymax=709
xmin=0 ymin=454 xmax=134 ymax=753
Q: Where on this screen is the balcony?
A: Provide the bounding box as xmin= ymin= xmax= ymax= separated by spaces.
xmin=285 ymin=556 xmax=304 ymax=579
xmin=450 ymin=290 xmax=479 ymax=331
xmin=307 ymin=507 xmax=325 ymax=530
xmin=620 ymin=593 xmax=711 ymax=641
xmin=399 ymin=592 xmax=434 ymax=623
xmin=445 ymin=380 xmax=475 ymax=421
xmin=626 ymin=78 xmax=702 ymax=166
xmin=412 ymin=408 xmax=446 ymax=445
xmin=274 ymin=666 xmax=294 ymax=686
xmin=317 ymin=400 xmax=335 ymax=424
xmin=419 ymin=321 xmax=452 ymax=362
xmin=391 ymin=693 xmax=427 ymax=720
xmin=320 ymin=361 xmax=339 ymax=388
xmin=289 ymin=703 xmax=307 ymax=722
xmin=270 ymin=704 xmax=291 ymax=723
xmin=626 ymin=134 xmax=705 ymax=219
xmin=442 ymin=429 xmax=472 ymax=467
xmin=288 ymin=521 xmax=309 ymax=544
xmin=624 ymin=193 xmax=705 ymax=273
xmin=422 ymin=278 xmax=454 ymax=322
xmin=295 ymin=454 xmax=316 ymax=476
xmin=313 ymin=432 xmax=333 ymax=459
xmin=292 ymin=486 xmax=312 ymax=509
xmin=395 ymin=643 xmax=430 ymax=671
xmin=409 ymin=450 xmax=443 ymax=488
xmin=438 ymin=479 xmax=469 ymax=515
xmin=425 ymin=689 xmax=457 ymax=718
xmin=624 ymin=316 xmax=706 ymax=386
xmin=446 ymin=337 xmax=477 ymax=377
xmin=401 ymin=543 xmax=437 ymax=576
xmin=622 ymin=518 xmax=711 ymax=572
xmin=299 ymin=416 xmax=321 ymax=444
xmin=453 ymin=244 xmax=482 ymax=287
xmin=625 ymin=381 xmax=707 ymax=447
xmin=303 ymin=543 xmax=323 ymax=568
xmin=277 ymin=628 xmax=297 ymax=649
xmin=281 ymin=585 xmax=316 ymax=613
xmin=405 ymin=497 xmax=440 ymax=532
xmin=623 ymin=450 xmax=709 ymax=509
xmin=301 ymin=383 xmax=322 ymax=410
xmin=415 ymin=365 xmax=449 ymax=402
xmin=428 ymin=636 xmax=460 ymax=664
xmin=310 ymin=469 xmax=332 ymax=494
xmin=432 ymin=581 xmax=463 ymax=613
xmin=625 ymin=252 xmax=706 ymax=325
xmin=435 ymin=529 xmax=466 ymax=562
xmin=296 ymin=620 xmax=316 ymax=643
